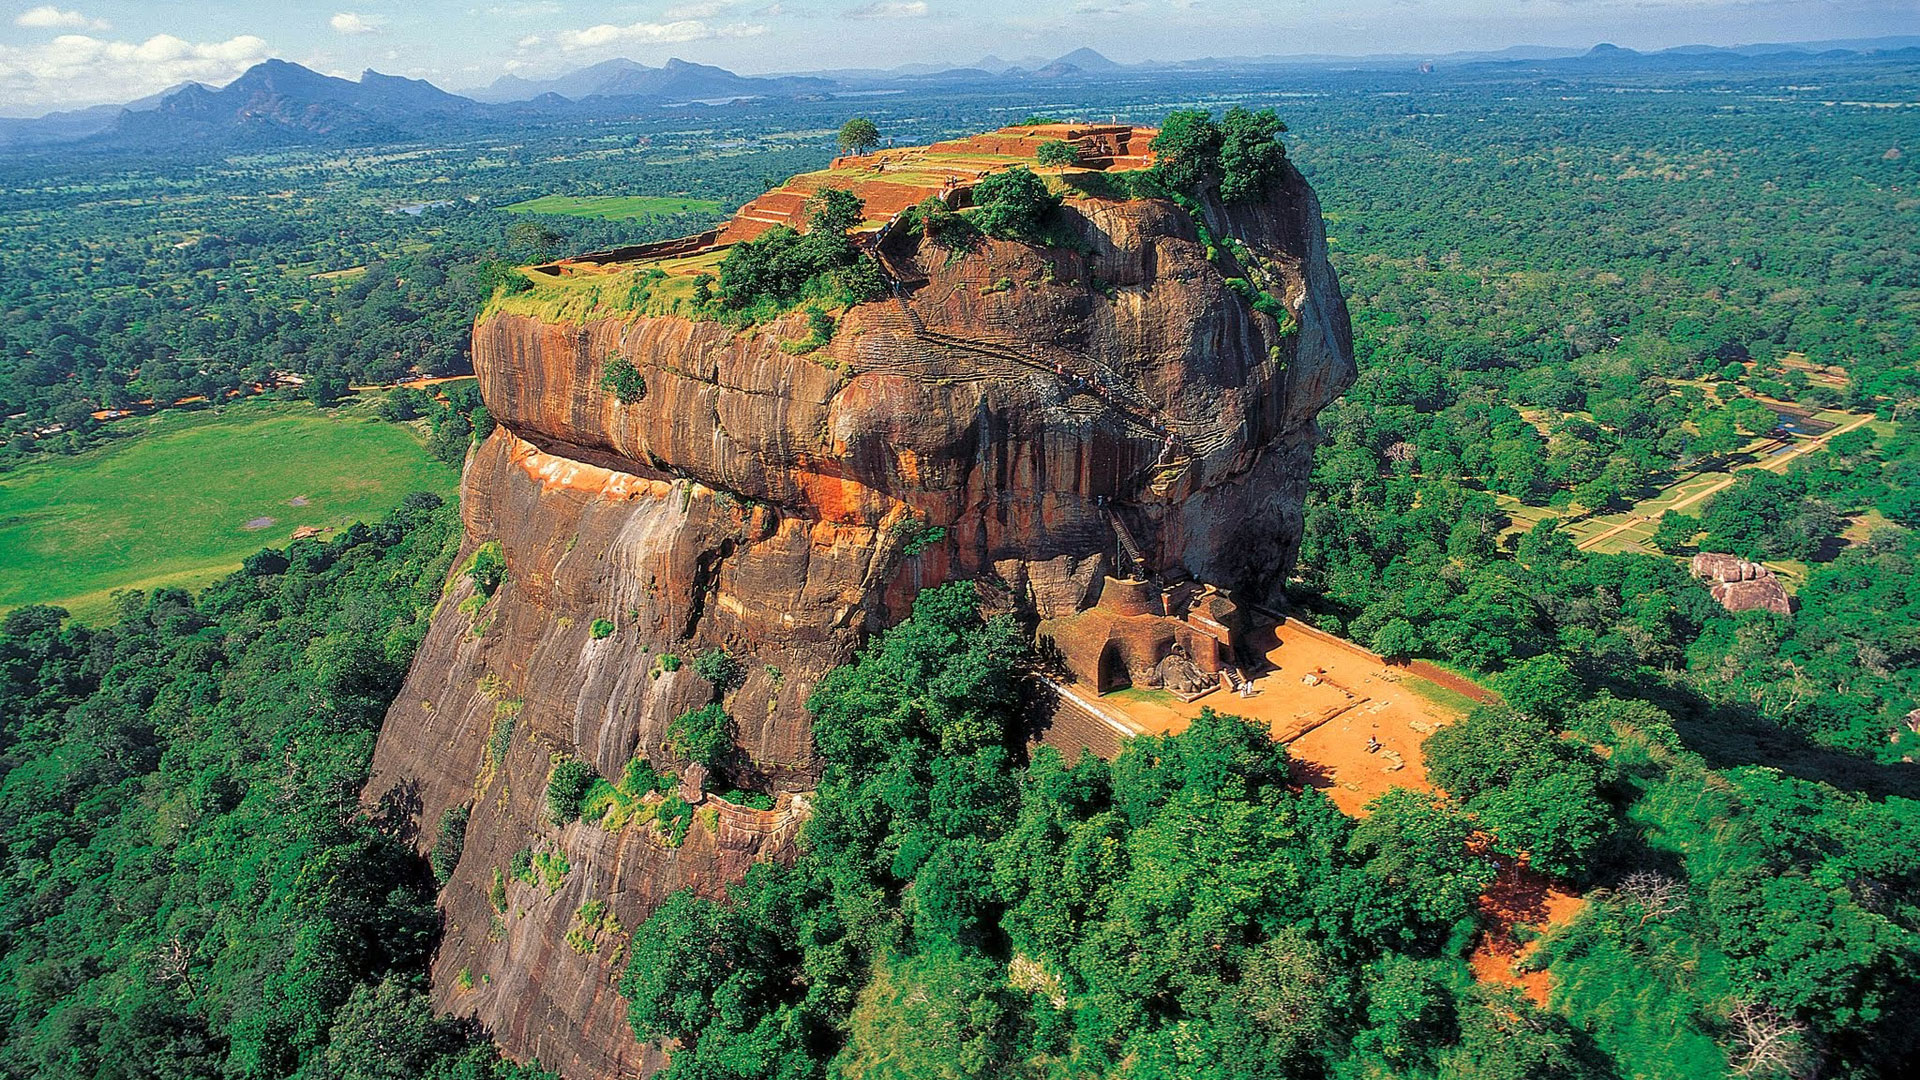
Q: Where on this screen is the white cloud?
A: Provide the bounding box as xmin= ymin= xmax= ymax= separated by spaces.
xmin=329 ymin=12 xmax=381 ymax=35
xmin=663 ymin=0 xmax=742 ymax=17
xmin=843 ymin=1 xmax=927 ymax=18
xmin=14 ymin=6 xmax=108 ymax=30
xmin=553 ymin=19 xmax=767 ymax=51
xmin=0 ymin=32 xmax=271 ymax=111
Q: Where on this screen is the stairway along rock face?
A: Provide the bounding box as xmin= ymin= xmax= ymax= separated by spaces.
xmin=363 ymin=148 xmax=1354 ymax=1077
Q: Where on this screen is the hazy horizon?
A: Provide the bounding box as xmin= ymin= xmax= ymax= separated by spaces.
xmin=2 ymin=0 xmax=1916 ymax=117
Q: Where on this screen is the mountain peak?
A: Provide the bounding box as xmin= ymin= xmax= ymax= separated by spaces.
xmin=1052 ymin=47 xmax=1122 ymax=71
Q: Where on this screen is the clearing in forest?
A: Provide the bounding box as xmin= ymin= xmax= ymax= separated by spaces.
xmin=1467 ymin=850 xmax=1587 ymax=1006
xmin=0 ymin=400 xmax=455 ymax=622
xmin=503 ymin=195 xmax=723 ymax=220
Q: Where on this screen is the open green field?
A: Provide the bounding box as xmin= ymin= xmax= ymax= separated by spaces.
xmin=502 ymin=194 xmax=721 ymax=220
xmin=0 ymin=400 xmax=456 ymax=623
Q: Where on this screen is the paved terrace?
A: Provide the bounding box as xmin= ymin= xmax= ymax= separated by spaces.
xmin=1043 ymin=618 xmax=1494 ymax=816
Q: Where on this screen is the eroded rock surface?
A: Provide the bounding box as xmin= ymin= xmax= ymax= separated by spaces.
xmin=364 ymin=161 xmax=1353 ymax=1077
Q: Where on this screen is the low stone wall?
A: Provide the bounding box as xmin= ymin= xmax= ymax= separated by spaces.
xmin=563 ymin=228 xmax=721 ymax=267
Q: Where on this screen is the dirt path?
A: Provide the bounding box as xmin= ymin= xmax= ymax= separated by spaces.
xmin=348 ymin=375 xmax=477 ymax=394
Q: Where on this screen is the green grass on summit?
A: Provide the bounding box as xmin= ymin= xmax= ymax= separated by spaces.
xmin=502 ymin=194 xmax=722 ymax=220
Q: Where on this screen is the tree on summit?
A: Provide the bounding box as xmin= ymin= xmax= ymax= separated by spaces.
xmin=1036 ymin=139 xmax=1080 ymax=169
xmin=838 ymin=117 xmax=880 ymax=156
xmin=1151 ymin=106 xmax=1290 ymax=202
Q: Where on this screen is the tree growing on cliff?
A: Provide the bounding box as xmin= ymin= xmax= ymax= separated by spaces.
xmin=1218 ymin=106 xmax=1290 ymax=202
xmin=667 ymin=703 xmax=733 ymax=769
xmin=838 ymin=117 xmax=880 ymax=156
xmin=599 ymin=356 xmax=647 ymax=403
xmin=546 ymin=757 xmax=596 ymax=823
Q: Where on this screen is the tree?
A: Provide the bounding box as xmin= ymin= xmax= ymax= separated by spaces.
xmin=1151 ymin=109 xmax=1223 ymax=192
xmin=1035 ymin=139 xmax=1080 ymax=169
xmin=1240 ymin=927 xmax=1342 ymax=1058
xmin=970 ymin=167 xmax=1062 ymax=242
xmin=1729 ymin=396 xmax=1781 ymax=436
xmin=1651 ymin=510 xmax=1700 ymax=553
xmin=506 ymin=221 xmax=562 ymax=262
xmin=715 ymin=188 xmax=884 ymax=310
xmin=305 ymin=372 xmax=350 ymax=407
xmin=667 ymin=703 xmax=732 ymax=769
xmin=1349 ymin=790 xmax=1496 ymax=944
xmin=1424 ymin=706 xmax=1613 ymax=878
xmin=1217 ymin=106 xmax=1289 ymax=202
xmin=838 ymin=117 xmax=880 ymax=156
xmin=1693 ymin=407 xmax=1743 ymax=462
xmin=1371 ymin=617 xmax=1421 ymax=660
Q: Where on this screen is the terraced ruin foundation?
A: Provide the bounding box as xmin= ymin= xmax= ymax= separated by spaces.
xmin=530 ymin=122 xmax=1161 ymax=281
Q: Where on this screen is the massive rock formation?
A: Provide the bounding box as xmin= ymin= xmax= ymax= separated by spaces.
xmin=363 ymin=135 xmax=1354 ymax=1077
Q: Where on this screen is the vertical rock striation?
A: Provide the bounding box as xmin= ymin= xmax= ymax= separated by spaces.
xmin=364 ymin=157 xmax=1353 ymax=1077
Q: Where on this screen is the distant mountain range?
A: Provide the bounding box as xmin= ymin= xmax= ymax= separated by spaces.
xmin=465 ymin=56 xmax=831 ymax=104
xmin=5 ymin=35 xmax=1917 ymax=152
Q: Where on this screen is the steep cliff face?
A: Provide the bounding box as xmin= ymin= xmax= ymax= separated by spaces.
xmin=364 ymin=159 xmax=1353 ymax=1077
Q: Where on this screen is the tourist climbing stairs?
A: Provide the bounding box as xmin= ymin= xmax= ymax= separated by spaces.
xmin=1146 ymin=455 xmax=1193 ymax=496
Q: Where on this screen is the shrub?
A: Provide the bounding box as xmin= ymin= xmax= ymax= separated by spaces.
xmin=667 ymin=703 xmax=732 ymax=769
xmin=913 ymin=196 xmax=981 ymax=252
xmin=486 ymin=700 xmax=519 ymax=765
xmin=624 ymin=755 xmax=676 ymax=796
xmin=466 ymin=541 xmax=506 ymax=598
xmin=657 ymin=793 xmax=694 ymax=847
xmin=599 ymin=357 xmax=647 ymax=404
xmin=590 ymin=618 xmax=615 ymax=640
xmin=546 ymin=757 xmax=597 ymax=824
xmin=429 ymin=803 xmax=470 ymax=886
xmin=716 ymin=188 xmax=887 ymax=314
xmin=693 ymin=648 xmax=744 ymax=692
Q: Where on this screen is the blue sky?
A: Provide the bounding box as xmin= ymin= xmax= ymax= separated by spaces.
xmin=1 ymin=0 xmax=1915 ymax=114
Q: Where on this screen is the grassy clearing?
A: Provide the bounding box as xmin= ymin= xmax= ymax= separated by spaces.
xmin=503 ymin=194 xmax=721 ymax=220
xmin=0 ymin=399 xmax=455 ymax=622
xmin=1402 ymin=673 xmax=1487 ymax=716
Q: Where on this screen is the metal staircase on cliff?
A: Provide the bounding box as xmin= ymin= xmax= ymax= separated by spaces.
xmin=1108 ymin=510 xmax=1148 ymax=577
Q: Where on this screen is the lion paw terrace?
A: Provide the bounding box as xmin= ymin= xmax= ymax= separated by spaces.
xmin=526 ymin=123 xmax=1159 ymax=281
